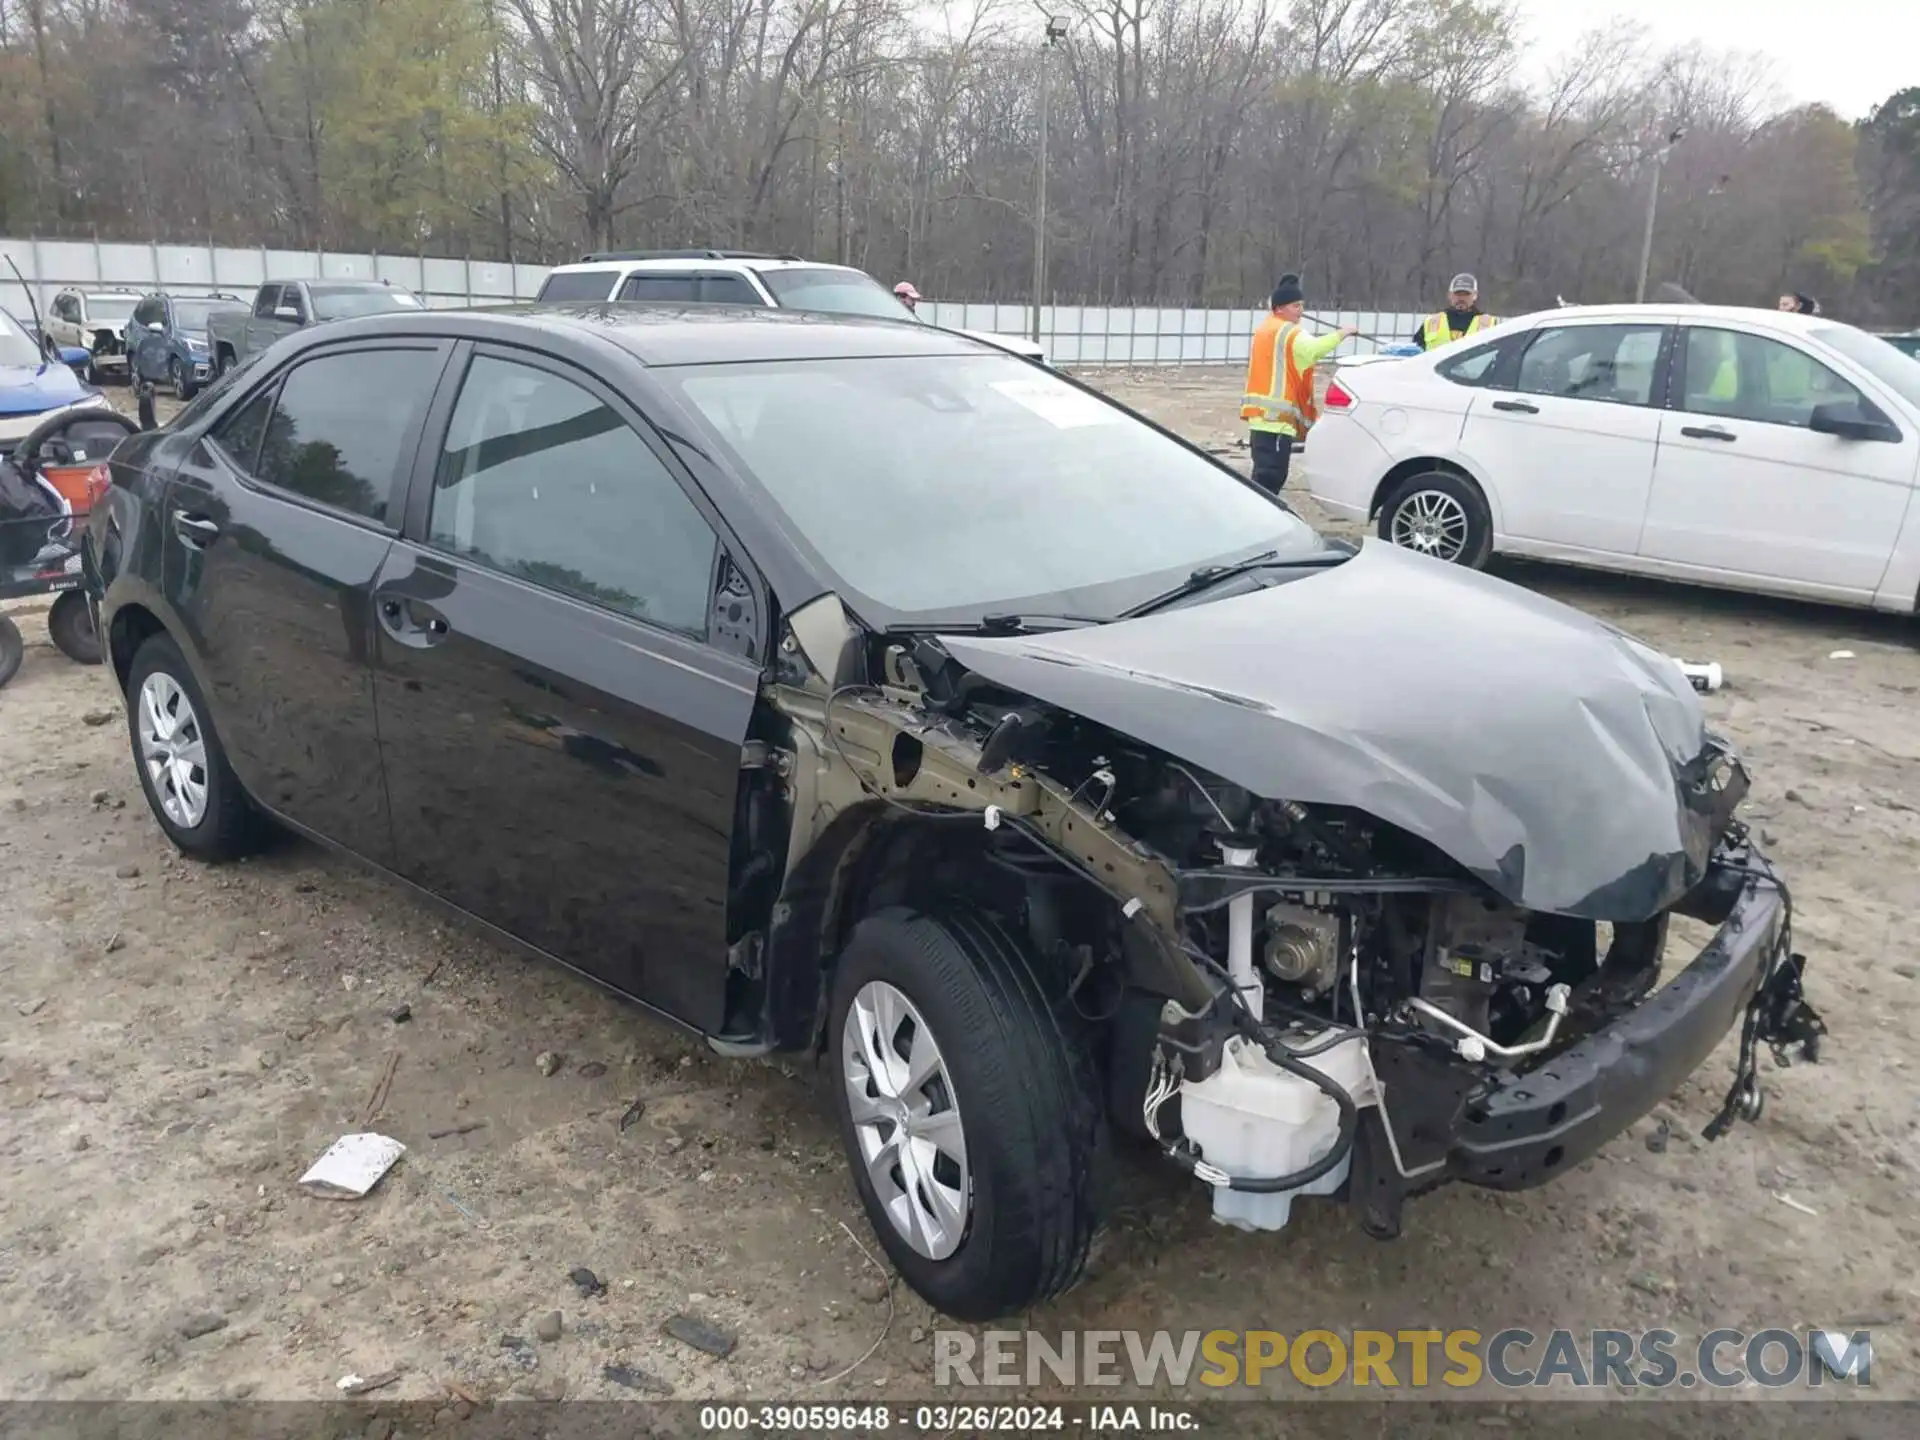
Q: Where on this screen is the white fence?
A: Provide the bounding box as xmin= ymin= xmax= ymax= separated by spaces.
xmin=0 ymin=235 xmax=1423 ymax=366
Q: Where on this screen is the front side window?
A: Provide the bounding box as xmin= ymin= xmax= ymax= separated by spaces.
xmin=662 ymin=353 xmax=1326 ymax=624
xmin=250 ymin=349 xmax=440 ymax=523
xmin=427 ymin=354 xmax=718 ymax=637
xmin=1516 ymin=324 xmax=1665 ymax=406
xmin=211 ymin=387 xmax=276 ymax=472
xmin=1681 ymin=328 xmax=1864 ymax=427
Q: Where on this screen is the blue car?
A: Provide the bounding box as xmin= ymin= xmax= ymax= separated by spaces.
xmin=1 ymin=307 xmax=112 ymax=446
xmin=128 ymin=291 xmax=248 ymax=400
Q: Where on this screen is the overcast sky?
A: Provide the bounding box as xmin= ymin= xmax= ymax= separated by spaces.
xmin=1509 ymin=0 xmax=1912 ymax=121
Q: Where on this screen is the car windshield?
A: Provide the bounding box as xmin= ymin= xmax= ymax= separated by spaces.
xmin=85 ymin=296 xmax=138 ymax=323
xmin=662 ymin=353 xmax=1325 ymax=625
xmin=1815 ymin=325 xmax=1920 ymax=410
xmin=759 ymin=267 xmax=915 ymax=322
xmin=0 ymin=310 xmax=42 ymax=367
xmin=171 ymin=299 xmax=238 ymax=330
xmin=308 ymin=285 xmax=422 ymax=320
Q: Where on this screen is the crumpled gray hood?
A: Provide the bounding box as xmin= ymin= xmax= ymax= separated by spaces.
xmin=940 ymin=542 xmax=1716 ymax=921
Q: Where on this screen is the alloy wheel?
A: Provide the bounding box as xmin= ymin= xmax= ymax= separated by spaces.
xmin=1389 ymin=488 xmax=1471 ymax=562
xmin=137 ymin=671 xmax=209 ymax=828
xmin=841 ymin=979 xmax=971 ymax=1260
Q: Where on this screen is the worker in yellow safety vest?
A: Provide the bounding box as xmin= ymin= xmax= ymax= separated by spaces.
xmin=1242 ymin=273 xmax=1354 ymax=495
xmin=1414 ymin=273 xmax=1497 ymax=351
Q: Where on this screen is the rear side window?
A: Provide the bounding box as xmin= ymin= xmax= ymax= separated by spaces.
xmin=618 ymin=274 xmax=701 ymax=303
xmin=537 ymin=268 xmax=621 ymax=302
xmin=427 ymin=354 xmax=718 ymax=637
xmin=250 ymin=349 xmax=441 ymax=524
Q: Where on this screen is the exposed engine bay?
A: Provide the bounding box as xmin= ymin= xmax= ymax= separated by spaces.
xmin=748 ymin=584 xmax=1830 ymax=1239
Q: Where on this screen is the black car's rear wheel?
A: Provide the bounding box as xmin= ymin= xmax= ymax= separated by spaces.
xmin=827 ymin=907 xmax=1103 ymax=1321
xmin=125 ymin=633 xmax=263 ymax=860
xmin=0 ymin=615 xmax=23 ymax=689
xmin=47 ymin=589 xmax=102 ymax=665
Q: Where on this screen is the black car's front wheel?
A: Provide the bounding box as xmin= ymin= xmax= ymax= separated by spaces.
xmin=828 ymin=907 xmax=1103 ymax=1321
xmin=47 ymin=589 xmax=102 ymax=665
xmin=125 ymin=633 xmax=262 ymax=861
xmin=1378 ymin=470 xmax=1493 ymax=568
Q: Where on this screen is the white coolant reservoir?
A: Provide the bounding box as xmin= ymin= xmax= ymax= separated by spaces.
xmin=1178 ymin=1032 xmax=1378 ymax=1232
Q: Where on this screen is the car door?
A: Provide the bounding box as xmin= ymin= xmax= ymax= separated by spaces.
xmin=1454 ymin=319 xmax=1673 ymax=555
xmin=1639 ymin=325 xmax=1917 ymax=597
xmin=370 ymin=344 xmax=761 ymax=1032
xmin=161 ymin=341 xmax=451 ymax=863
xmin=130 ymin=297 xmax=164 ymax=382
xmin=49 ymin=294 xmax=81 ymax=349
xmin=245 ymin=286 xmax=282 ymax=354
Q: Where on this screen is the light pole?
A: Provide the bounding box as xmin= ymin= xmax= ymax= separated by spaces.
xmin=1634 ymin=126 xmax=1685 ymax=304
xmin=1031 ymin=16 xmax=1068 ymax=344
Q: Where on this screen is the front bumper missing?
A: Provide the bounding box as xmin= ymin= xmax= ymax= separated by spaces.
xmin=1352 ymin=858 xmax=1819 ymax=1230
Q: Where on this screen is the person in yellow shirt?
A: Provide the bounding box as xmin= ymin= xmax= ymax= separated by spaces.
xmin=1241 ymin=273 xmax=1353 ymax=495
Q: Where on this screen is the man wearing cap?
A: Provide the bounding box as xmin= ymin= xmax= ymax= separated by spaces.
xmin=1241 ymin=273 xmax=1355 ymax=495
xmin=1415 ymin=274 xmax=1497 ymax=350
xmin=893 ymin=282 xmax=921 ymax=313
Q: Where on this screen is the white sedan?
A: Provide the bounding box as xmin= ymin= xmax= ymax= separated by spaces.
xmin=1304 ymin=303 xmax=1920 ymax=613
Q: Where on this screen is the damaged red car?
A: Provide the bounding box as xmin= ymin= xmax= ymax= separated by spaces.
xmin=85 ymin=305 xmax=1826 ymax=1321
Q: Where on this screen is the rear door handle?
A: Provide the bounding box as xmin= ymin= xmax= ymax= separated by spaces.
xmin=1491 ymin=399 xmax=1539 ymax=414
xmin=1680 ymin=425 xmax=1737 ymax=442
xmin=171 ymin=509 xmax=220 ymax=548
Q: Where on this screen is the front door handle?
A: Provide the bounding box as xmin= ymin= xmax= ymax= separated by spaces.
xmin=376 ymin=594 xmax=451 ymax=648
xmin=171 ymin=509 xmax=220 ymax=548
xmin=1680 ymin=425 xmax=1737 ymax=442
xmin=1491 ymin=399 xmax=1540 ymax=414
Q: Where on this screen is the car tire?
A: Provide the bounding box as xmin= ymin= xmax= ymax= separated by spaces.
xmin=82 ymin=354 xmax=100 ymax=387
xmin=1378 ymin=470 xmax=1493 ymax=568
xmin=827 ymin=906 xmax=1104 ymax=1321
xmin=47 ymin=590 xmax=102 ymax=665
xmin=124 ymin=632 xmax=263 ymax=861
xmin=0 ymin=615 xmax=22 ymax=689
xmin=169 ymin=358 xmax=195 ymax=401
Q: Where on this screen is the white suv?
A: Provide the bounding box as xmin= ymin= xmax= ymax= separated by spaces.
xmin=535 ymin=250 xmax=1048 ymax=365
xmin=45 ymin=288 xmax=143 ymax=383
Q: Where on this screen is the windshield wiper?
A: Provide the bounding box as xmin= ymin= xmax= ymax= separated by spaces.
xmin=1120 ymin=546 xmax=1350 ymax=618
xmin=886 ymin=612 xmax=1103 ymax=637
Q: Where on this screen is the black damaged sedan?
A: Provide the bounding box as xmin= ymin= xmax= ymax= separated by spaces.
xmin=84 ymin=304 xmax=1826 ymax=1320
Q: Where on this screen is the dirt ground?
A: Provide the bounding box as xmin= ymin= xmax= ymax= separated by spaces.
xmin=2 ymin=372 xmax=1917 ymax=1412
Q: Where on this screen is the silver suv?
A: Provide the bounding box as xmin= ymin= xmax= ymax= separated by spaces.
xmin=535 ymin=250 xmax=1048 ymax=365
xmin=45 ymin=288 xmax=143 ymax=383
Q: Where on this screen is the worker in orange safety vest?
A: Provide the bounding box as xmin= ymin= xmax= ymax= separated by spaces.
xmin=1414 ymin=273 xmax=1497 ymax=350
xmin=1241 ymin=273 xmax=1354 ymax=495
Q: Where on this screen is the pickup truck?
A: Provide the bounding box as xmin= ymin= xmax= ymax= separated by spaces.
xmin=207 ymin=279 xmax=424 ymax=375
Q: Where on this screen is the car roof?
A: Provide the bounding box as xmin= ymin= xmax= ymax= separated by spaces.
xmin=547 ymin=255 xmax=863 ymax=278
xmin=302 ymin=302 xmax=988 ymax=366
xmin=1508 ymin=302 xmax=1836 ymax=333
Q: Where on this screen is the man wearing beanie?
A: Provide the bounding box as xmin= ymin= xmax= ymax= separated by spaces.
xmin=1241 ymin=274 xmax=1354 ymax=494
